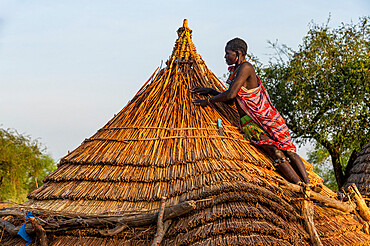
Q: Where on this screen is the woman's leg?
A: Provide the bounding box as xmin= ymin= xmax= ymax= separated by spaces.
xmin=257 ymin=137 xmax=301 ymax=184
xmin=285 ymin=151 xmax=310 ymax=184
xmin=241 ymin=122 xmax=302 ymax=184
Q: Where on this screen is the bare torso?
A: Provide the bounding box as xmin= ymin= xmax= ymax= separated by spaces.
xmin=231 ymin=61 xmax=259 ymax=117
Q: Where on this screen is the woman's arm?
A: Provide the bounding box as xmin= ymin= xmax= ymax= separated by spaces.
xmin=211 ymin=64 xmax=250 ymax=102
xmin=193 ymin=63 xmax=251 ymax=106
xmin=190 ymin=87 xmax=220 ymax=96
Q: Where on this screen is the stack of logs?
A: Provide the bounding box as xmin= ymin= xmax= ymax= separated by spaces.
xmin=0 ymin=199 xmax=196 ymax=246
xmin=1 ymin=183 xmax=369 ymax=246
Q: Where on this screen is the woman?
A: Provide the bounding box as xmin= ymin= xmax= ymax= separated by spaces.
xmin=191 ymin=37 xmax=310 ymax=185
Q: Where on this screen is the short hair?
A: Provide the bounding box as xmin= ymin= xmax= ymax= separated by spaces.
xmin=226 ymin=38 xmax=248 ymax=55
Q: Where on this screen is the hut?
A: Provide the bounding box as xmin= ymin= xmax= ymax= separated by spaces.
xmin=1 ymin=20 xmax=370 ymax=246
xmin=345 ymin=141 xmax=370 ymax=206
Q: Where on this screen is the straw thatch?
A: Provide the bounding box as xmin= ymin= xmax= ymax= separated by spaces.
xmin=1 ymin=20 xmax=370 ymax=246
xmin=345 ymin=141 xmax=370 ymax=204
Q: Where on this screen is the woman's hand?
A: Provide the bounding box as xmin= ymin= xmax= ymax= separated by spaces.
xmin=192 ymin=99 xmax=209 ymax=107
xmin=190 ymin=86 xmax=218 ymax=96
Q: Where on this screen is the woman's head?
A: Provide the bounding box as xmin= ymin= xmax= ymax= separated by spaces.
xmin=225 ymin=38 xmax=248 ymax=65
xmin=226 ymin=38 xmax=248 ymax=56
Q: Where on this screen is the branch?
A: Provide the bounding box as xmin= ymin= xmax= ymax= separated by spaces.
xmin=151 ymin=220 xmax=171 ymax=246
xmin=301 ymin=189 xmax=323 ymax=246
xmin=0 ymin=218 xmax=19 ymax=236
xmin=284 ymin=100 xmax=330 ymax=140
xmin=333 ymin=116 xmax=352 ymax=146
xmin=29 ymin=217 xmax=47 ymax=246
xmin=151 ymin=197 xmax=169 ymax=246
xmin=311 ymin=131 xmax=334 ymax=154
xmin=306 ymin=104 xmax=331 ymax=134
xmin=283 ymin=112 xmax=301 ymax=135
xmin=0 ymin=210 xmax=25 ymax=219
xmin=311 ymin=130 xmax=346 ymax=187
xmin=347 ymin=184 xmax=370 ymax=221
xmin=99 ymin=223 xmax=128 ymax=236
xmin=277 ymin=178 xmax=355 ymax=212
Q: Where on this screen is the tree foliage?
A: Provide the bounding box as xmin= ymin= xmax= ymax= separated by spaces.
xmin=262 ymin=16 xmax=370 ymax=188
xmin=0 ymin=128 xmax=56 ymax=203
xmin=307 ymin=143 xmax=338 ymax=190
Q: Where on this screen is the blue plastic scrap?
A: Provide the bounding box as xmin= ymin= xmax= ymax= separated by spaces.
xmin=17 ymin=211 xmax=34 ymax=246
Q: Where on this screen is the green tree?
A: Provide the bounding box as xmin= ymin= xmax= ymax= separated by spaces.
xmin=0 ymin=128 xmax=56 ymax=203
xmin=262 ymin=17 xmax=370 ymax=188
xmin=307 ymin=143 xmax=338 ymax=190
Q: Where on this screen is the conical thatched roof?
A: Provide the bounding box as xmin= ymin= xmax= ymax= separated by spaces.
xmin=345 ymin=141 xmax=370 ymax=201
xmin=2 ymin=20 xmax=370 ymax=246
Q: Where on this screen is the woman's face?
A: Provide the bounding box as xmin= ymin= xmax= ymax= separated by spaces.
xmin=224 ymin=46 xmax=237 ymax=65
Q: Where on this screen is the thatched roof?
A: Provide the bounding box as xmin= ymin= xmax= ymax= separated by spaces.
xmin=345 ymin=141 xmax=370 ymax=200
xmin=2 ymin=20 xmax=370 ymax=246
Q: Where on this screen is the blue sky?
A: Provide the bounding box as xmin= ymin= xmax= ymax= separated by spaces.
xmin=0 ymin=0 xmax=369 ymax=161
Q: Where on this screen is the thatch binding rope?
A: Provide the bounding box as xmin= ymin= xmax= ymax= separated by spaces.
xmin=97 ymin=126 xmax=239 ymax=132
xmin=84 ymin=135 xmax=250 ymax=143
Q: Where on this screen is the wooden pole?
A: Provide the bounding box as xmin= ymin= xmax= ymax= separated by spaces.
xmin=301 ymin=188 xmax=323 ymax=246
xmin=151 ymin=197 xmax=170 ymax=246
xmin=29 ymin=217 xmax=47 ymax=246
xmin=34 ymin=177 xmax=38 ymax=189
xmin=152 ymin=220 xmax=171 ymax=246
xmin=0 ymin=218 xmax=18 ymax=236
xmin=347 ymin=183 xmax=370 ymax=221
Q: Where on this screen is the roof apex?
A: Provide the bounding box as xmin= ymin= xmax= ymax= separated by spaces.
xmin=171 ymin=19 xmax=198 ymax=63
xmin=183 ymin=19 xmax=188 ymax=28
